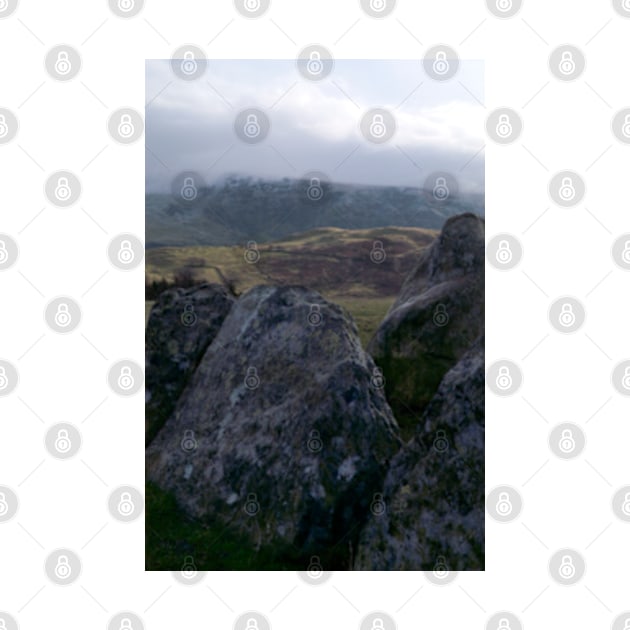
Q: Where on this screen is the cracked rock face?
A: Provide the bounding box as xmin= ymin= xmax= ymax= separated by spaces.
xmin=146 ymin=285 xmax=401 ymax=566
xmin=367 ymin=212 xmax=485 ymax=432
xmin=354 ymin=336 xmax=485 ymax=570
xmin=145 ymin=283 xmax=235 ymax=445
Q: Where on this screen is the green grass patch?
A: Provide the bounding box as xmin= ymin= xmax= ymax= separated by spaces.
xmin=145 ymin=482 xmax=309 ymax=570
xmin=333 ymin=296 xmax=394 ymax=349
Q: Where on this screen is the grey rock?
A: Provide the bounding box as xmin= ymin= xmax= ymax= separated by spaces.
xmin=367 ymin=212 xmax=484 ymax=434
xmin=354 ymin=336 xmax=485 ymax=570
xmin=145 ymin=283 xmax=235 ymax=444
xmin=146 ymin=285 xmax=401 ymax=566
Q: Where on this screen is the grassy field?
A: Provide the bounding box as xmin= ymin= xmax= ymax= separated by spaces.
xmin=145 ymin=226 xmax=434 ymax=346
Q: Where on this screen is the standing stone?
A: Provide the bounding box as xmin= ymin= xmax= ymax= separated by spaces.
xmin=145 ymin=283 xmax=235 ymax=445
xmin=146 ymin=285 xmax=401 ymax=567
xmin=354 ymin=336 xmax=485 ymax=570
xmin=367 ymin=212 xmax=484 ymax=434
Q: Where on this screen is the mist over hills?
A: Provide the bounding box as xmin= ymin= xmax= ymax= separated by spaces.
xmin=146 ymin=175 xmax=484 ymax=248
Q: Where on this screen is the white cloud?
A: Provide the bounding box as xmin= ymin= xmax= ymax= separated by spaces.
xmin=146 ymin=59 xmax=485 ymax=192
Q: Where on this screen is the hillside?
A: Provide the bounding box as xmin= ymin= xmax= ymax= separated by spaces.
xmin=146 ymin=225 xmax=438 ymax=346
xmin=146 ymin=176 xmax=484 ymax=248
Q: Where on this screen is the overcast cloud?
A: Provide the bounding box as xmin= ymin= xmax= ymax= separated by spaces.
xmin=146 ymin=59 xmax=484 ymax=193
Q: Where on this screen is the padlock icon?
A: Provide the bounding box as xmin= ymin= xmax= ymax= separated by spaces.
xmin=432 ymin=51 xmax=449 ymax=75
xmin=244 ymin=240 xmax=260 ymax=264
xmin=0 ymin=366 xmax=7 ymax=390
xmin=244 ymin=0 xmax=261 ymax=11
xmin=54 ymin=51 xmax=72 ymax=76
xmin=180 ymin=177 xmax=197 ymax=201
xmin=496 ymin=240 xmax=513 ymax=264
xmin=622 ymin=114 xmax=630 ymax=138
xmin=371 ymin=493 xmax=386 ymax=516
xmin=181 ymin=429 xmax=197 ymax=452
xmin=496 ymin=366 xmax=512 ymax=390
xmin=558 ymin=51 xmax=576 ymax=75
xmin=117 ymin=114 xmax=135 ymax=138
xmin=117 ymin=491 xmax=135 ymax=516
xmin=558 ymin=554 xmax=576 ymax=579
xmin=433 ymin=555 xmax=449 ymax=578
xmin=497 ymin=618 xmax=511 ymax=630
xmin=181 ymin=555 xmax=197 ymax=578
xmin=54 ymin=554 xmax=72 ymax=579
xmin=244 ymin=366 xmax=260 ymax=390
xmin=245 ymin=619 xmax=260 ymax=630
xmin=0 ymin=239 xmax=8 ymax=264
xmin=369 ymin=0 xmax=387 ymax=11
xmin=370 ymin=240 xmax=386 ymax=264
xmin=117 ymin=0 xmax=135 ymax=11
xmin=181 ymin=51 xmax=198 ymax=76
xmin=433 ymin=176 xmax=449 ymax=200
xmin=623 ymin=619 xmax=630 ymax=630
xmin=307 ymin=429 xmax=323 ymax=452
xmin=371 ymin=619 xmax=385 ymax=630
xmin=496 ymin=0 xmax=513 ymax=12
xmin=54 ymin=428 xmax=72 ymax=453
xmin=117 ymin=366 xmax=135 ymax=391
xmin=0 ymin=114 xmax=8 ymax=138
xmin=244 ymin=493 xmax=259 ymax=515
xmin=495 ymin=114 xmax=513 ymax=138
xmin=307 ymin=555 xmax=323 ymax=578
xmin=433 ymin=429 xmax=449 ymax=452
xmin=54 ymin=303 xmax=72 ymax=328
xmin=181 ymin=303 xmax=197 ymax=327
xmin=117 ymin=240 xmax=135 ymax=264
xmin=0 ymin=492 xmax=8 ymax=516
xmin=55 ymin=176 xmax=72 ymax=201
xmin=244 ymin=113 xmax=261 ymax=138
xmin=433 ymin=303 xmax=449 ymax=326
xmin=621 ymin=492 xmax=630 ymax=516
xmin=622 ymin=366 xmax=630 ymax=390
xmin=558 ymin=428 xmax=575 ymax=453
xmin=558 ymin=303 xmax=576 ymax=327
xmin=622 ymin=240 xmax=630 ymax=264
xmin=307 ymin=177 xmax=323 ymax=201
xmin=119 ymin=618 xmax=134 ymax=630
xmin=371 ymin=367 xmax=385 ymax=389
xmin=559 ymin=177 xmax=575 ymax=201
xmin=496 ymin=491 xmax=513 ymax=516
xmin=369 ymin=113 xmax=386 ymax=138
xmin=307 ymin=50 xmax=323 ymax=75
xmin=308 ymin=303 xmax=323 ymax=326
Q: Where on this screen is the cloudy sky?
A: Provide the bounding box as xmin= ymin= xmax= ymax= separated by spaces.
xmin=145 ymin=59 xmax=484 ymax=193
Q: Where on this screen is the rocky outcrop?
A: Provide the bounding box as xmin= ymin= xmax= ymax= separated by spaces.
xmin=145 ymin=283 xmax=235 ymax=445
xmin=146 ymin=285 xmax=401 ymax=567
xmin=367 ymin=212 xmax=484 ymax=434
xmin=354 ymin=336 xmax=485 ymax=570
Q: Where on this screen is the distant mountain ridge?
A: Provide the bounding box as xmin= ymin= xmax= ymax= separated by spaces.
xmin=146 ymin=176 xmax=484 ymax=248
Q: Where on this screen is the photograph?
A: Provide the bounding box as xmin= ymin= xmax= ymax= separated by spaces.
xmin=144 ymin=56 xmax=485 ymax=571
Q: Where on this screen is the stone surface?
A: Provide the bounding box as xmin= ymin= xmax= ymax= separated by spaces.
xmin=146 ymin=285 xmax=401 ymax=567
xmin=354 ymin=336 xmax=485 ymax=570
xmin=367 ymin=212 xmax=484 ymax=433
xmin=145 ymin=283 xmax=235 ymax=445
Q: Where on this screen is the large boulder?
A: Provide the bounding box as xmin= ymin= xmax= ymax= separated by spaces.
xmin=354 ymin=335 xmax=485 ymax=570
xmin=367 ymin=212 xmax=484 ymax=434
xmin=146 ymin=285 xmax=401 ymax=568
xmin=145 ymin=283 xmax=235 ymax=445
